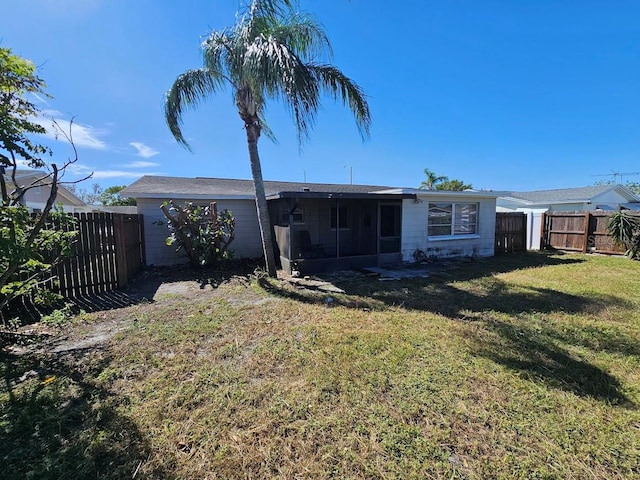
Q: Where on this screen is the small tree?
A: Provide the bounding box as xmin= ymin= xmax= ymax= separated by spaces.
xmin=0 ymin=47 xmax=83 ymax=320
xmin=418 ymin=169 xmax=448 ymax=190
xmin=160 ymin=201 xmax=235 ymax=267
xmin=607 ymin=210 xmax=640 ymax=259
xmin=435 ymin=179 xmax=473 ymax=191
xmin=99 ymin=185 xmax=136 ymax=206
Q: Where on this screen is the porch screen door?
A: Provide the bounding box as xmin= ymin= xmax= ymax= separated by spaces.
xmin=379 ymin=204 xmax=401 ymax=253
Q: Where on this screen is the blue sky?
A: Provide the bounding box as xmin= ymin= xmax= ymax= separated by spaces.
xmin=4 ymin=0 xmax=640 ymax=191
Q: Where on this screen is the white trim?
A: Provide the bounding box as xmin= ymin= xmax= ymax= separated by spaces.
xmin=427 ymin=234 xmax=480 ymax=242
xmin=128 ymin=193 xmax=255 ymax=200
xmin=378 ymin=188 xmax=499 ymax=198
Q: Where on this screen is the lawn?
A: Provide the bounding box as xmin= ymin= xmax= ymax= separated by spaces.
xmin=1 ymin=252 xmax=639 ymax=479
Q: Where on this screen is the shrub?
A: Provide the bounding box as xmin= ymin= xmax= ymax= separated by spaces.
xmin=607 ymin=210 xmax=640 ymax=259
xmin=160 ymin=201 xmax=235 ymax=267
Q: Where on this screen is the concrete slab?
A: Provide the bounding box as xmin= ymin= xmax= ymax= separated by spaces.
xmin=361 ymin=266 xmax=431 ymax=280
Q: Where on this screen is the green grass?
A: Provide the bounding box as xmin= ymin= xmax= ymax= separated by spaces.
xmin=2 ymin=253 xmax=639 ymax=479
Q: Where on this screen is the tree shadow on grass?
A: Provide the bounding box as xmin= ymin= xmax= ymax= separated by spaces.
xmin=470 ymin=318 xmax=636 ymax=407
xmin=0 ymin=349 xmax=165 ymax=480
xmin=258 ymin=252 xmax=637 ymax=406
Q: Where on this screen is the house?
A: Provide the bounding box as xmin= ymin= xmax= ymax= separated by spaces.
xmin=121 ymin=175 xmax=498 ymax=272
xmin=2 ymin=169 xmax=86 ymax=213
xmin=496 ymin=185 xmax=640 ymax=249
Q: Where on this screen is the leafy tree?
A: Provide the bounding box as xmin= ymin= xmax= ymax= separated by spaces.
xmin=99 ymin=185 xmax=136 ymax=206
xmin=594 ymin=179 xmax=640 ymax=196
xmin=0 ymin=47 xmax=80 ymax=319
xmin=435 ymin=179 xmax=473 ymax=191
xmin=418 ymin=168 xmax=448 ymax=190
xmin=160 ymin=201 xmax=235 ymax=267
xmin=67 ymin=182 xmax=102 ymax=204
xmin=164 ymin=0 xmax=371 ymax=277
xmin=624 ymin=182 xmax=640 ymax=196
xmin=67 ymin=183 xmax=136 ymax=206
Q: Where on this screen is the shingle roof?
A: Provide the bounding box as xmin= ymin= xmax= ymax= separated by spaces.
xmin=121 ymin=175 xmax=397 ymax=198
xmin=502 ymin=185 xmax=634 ymax=204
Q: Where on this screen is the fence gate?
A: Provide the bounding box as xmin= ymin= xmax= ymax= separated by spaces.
xmin=45 ymin=213 xmax=145 ymax=298
xmin=495 ymin=212 xmax=527 ymax=253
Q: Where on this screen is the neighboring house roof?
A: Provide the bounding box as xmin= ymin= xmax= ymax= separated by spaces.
xmin=2 ymin=169 xmax=86 ymax=207
xmin=496 ymin=185 xmax=640 ymax=206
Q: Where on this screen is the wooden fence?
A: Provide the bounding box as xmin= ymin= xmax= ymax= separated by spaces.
xmin=541 ymin=211 xmax=636 ymax=255
xmin=43 ymin=213 xmax=145 ymax=298
xmin=495 ymin=212 xmax=527 ymax=253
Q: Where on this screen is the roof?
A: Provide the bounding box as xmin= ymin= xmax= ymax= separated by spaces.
xmin=122 ymin=175 xmax=500 ymax=200
xmin=122 ymin=175 xmax=401 ymax=200
xmin=497 ymin=185 xmax=640 ymax=205
xmin=3 ymin=170 xmax=86 ymax=206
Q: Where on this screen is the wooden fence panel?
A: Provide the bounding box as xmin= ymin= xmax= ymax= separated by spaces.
xmin=45 ymin=213 xmax=144 ymax=298
xmin=495 ymin=212 xmax=527 ymax=253
xmin=542 ymin=211 xmax=638 ymax=255
xmin=544 ymin=212 xmax=588 ymax=252
xmin=587 ymin=213 xmax=627 ymax=255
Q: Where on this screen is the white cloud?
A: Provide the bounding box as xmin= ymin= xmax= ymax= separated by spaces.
xmin=33 ymin=110 xmax=108 ymax=150
xmin=91 ymin=170 xmax=158 ymax=179
xmin=130 ymin=142 xmax=160 ymax=158
xmin=125 ymin=160 xmax=160 ymax=168
xmin=66 ymin=163 xmax=161 ymax=180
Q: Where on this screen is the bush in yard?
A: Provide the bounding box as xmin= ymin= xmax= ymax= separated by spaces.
xmin=607 ymin=210 xmax=640 ymax=259
xmin=1 ymin=47 xmax=82 ymax=325
xmin=0 ymin=205 xmax=77 ymax=316
xmin=160 ymin=200 xmax=235 ymax=267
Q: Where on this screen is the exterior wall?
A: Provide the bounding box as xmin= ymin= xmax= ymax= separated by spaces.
xmin=591 ymin=190 xmax=633 ymax=209
xmin=401 ymin=195 xmax=496 ymax=261
xmin=20 ymin=182 xmax=85 ymax=213
xmin=520 ymin=208 xmax=547 ymax=250
xmin=138 ymin=197 xmax=263 ymax=266
xmin=544 ymin=202 xmax=588 ymax=212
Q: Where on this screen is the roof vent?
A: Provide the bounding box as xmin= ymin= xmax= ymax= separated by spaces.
xmin=302 ymin=187 xmax=310 ymax=192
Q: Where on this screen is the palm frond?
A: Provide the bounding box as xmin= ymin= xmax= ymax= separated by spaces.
xmin=267 ymin=12 xmax=332 ymax=62
xmin=607 ymin=210 xmax=640 ymax=258
xmin=164 ymin=69 xmax=224 ymax=149
xmin=307 ymin=64 xmax=371 ymax=140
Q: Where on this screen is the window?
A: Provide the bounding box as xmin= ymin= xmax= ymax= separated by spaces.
xmin=281 ymin=205 xmax=304 ymax=224
xmin=428 ymin=203 xmax=477 ymax=237
xmin=330 ymin=206 xmax=348 ymax=229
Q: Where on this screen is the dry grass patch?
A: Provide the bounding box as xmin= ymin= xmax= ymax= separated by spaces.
xmin=2 ymin=253 xmax=639 ymax=479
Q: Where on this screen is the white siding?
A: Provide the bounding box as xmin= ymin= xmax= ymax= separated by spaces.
xmin=401 ymin=195 xmax=496 ymax=261
xmin=137 ymin=198 xmax=263 ymax=266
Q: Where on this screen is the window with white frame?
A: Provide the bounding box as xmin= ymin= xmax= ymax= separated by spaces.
xmin=428 ymin=203 xmax=478 ymax=237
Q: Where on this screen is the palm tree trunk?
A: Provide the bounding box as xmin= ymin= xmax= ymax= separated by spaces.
xmin=244 ymin=123 xmax=278 ymax=277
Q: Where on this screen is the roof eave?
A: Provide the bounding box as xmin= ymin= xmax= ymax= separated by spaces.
xmin=124 ymin=192 xmax=255 ymax=200
xmin=266 ymin=191 xmax=416 ymax=200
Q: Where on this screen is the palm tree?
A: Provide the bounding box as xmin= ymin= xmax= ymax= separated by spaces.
xmin=418 ymin=168 xmax=448 ymax=190
xmin=164 ymin=0 xmax=371 ymax=277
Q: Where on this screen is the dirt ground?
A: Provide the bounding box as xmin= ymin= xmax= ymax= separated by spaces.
xmin=5 ymin=258 xmax=469 ymax=358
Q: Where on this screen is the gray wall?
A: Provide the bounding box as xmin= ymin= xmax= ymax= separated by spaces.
xmin=137 ymin=198 xmax=263 ymax=266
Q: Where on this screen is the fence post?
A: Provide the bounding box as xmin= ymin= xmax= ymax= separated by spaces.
xmin=539 ymin=212 xmax=547 ymax=250
xmin=582 ymin=211 xmax=591 ymax=253
xmin=113 ymin=214 xmax=128 ymax=288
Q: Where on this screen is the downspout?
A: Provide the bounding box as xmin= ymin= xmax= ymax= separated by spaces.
xmin=336 ymin=198 xmax=340 ymax=258
xmin=288 ymin=200 xmax=293 ymax=269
